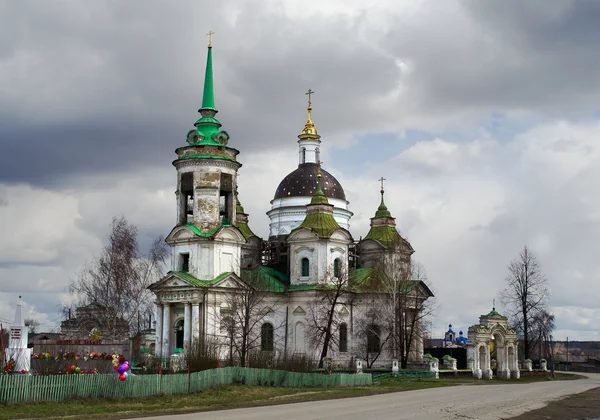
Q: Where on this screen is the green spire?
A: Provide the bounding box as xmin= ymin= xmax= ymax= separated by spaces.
xmin=364 ymin=179 xmax=403 ymax=248
xmin=310 ymin=166 xmax=329 ymax=205
xmin=294 ymin=164 xmax=341 ymax=238
xmin=200 ymin=45 xmax=216 ymax=112
xmin=184 ymin=40 xmax=231 ymax=147
xmin=375 ymin=189 xmax=392 ymax=218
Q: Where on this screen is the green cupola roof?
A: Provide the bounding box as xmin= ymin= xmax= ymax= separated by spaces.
xmin=374 ymin=189 xmax=392 ymax=218
xmin=294 ymin=165 xmax=341 ymax=239
xmin=363 ymin=184 xmax=407 ymax=249
xmin=184 ymin=41 xmax=231 ymax=147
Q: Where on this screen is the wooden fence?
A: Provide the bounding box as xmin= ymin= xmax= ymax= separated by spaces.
xmin=0 ymin=367 xmax=373 ymax=405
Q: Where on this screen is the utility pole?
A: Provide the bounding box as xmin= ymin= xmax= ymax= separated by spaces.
xmin=550 ymin=334 xmax=555 ymax=379
xmin=566 ymin=336 xmax=569 ymax=371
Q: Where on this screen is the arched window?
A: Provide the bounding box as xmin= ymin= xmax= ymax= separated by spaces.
xmin=301 ymin=147 xmax=306 ymax=164
xmin=367 ymin=325 xmax=381 ymax=353
xmin=261 ymin=323 xmax=274 ymax=351
xmin=333 ymin=258 xmax=340 ymax=278
xmin=339 ymin=323 xmax=348 ymax=353
xmin=301 ymin=258 xmax=310 ymax=277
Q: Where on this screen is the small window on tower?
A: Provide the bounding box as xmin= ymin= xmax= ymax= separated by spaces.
xmin=301 ymin=258 xmax=310 ymax=277
xmin=301 ymin=148 xmax=306 ymax=164
xmin=180 ymin=253 xmax=190 ymax=273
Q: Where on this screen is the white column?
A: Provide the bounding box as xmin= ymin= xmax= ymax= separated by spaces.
xmin=192 ymin=303 xmax=201 ymax=345
xmin=184 ymin=303 xmax=192 ymax=349
xmin=155 ymin=302 xmax=163 ymax=358
xmin=162 ymin=303 xmax=171 ymax=358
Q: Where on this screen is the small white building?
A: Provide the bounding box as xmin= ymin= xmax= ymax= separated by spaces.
xmin=148 ymin=41 xmax=434 ymax=369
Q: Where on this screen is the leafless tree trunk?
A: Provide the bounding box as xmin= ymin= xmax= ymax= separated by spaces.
xmin=353 ymin=305 xmax=393 ymax=368
xmin=531 ymin=309 xmax=555 ymax=359
xmin=307 ymin=267 xmax=350 ymax=369
xmin=66 ymin=216 xmax=168 ymax=338
xmin=500 ymin=246 xmax=549 ymax=359
xmin=371 ymin=251 xmax=435 ymax=369
xmin=218 ymin=269 xmax=279 ymax=366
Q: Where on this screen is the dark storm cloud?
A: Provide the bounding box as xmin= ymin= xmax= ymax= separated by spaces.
xmin=380 ymin=0 xmax=600 ymax=115
xmin=3 ymin=0 xmax=600 ymax=188
xmin=0 ymin=118 xmax=175 ymax=187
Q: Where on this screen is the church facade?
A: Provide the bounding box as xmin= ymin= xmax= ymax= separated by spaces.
xmin=148 ymin=40 xmax=433 ymax=369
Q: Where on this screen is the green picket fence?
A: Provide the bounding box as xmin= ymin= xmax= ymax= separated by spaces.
xmin=0 ymin=367 xmax=373 ymax=405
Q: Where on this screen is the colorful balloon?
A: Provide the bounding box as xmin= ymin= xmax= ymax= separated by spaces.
xmin=118 ymin=373 xmax=126 ymax=382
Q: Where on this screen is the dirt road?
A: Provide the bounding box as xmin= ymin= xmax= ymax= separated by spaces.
xmin=130 ymin=373 xmax=600 ymax=420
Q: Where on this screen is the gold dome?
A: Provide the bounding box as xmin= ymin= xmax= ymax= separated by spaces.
xmin=301 ymin=106 xmax=318 ymax=136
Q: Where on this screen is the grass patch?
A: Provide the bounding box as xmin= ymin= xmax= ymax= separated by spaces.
xmin=0 ymin=373 xmax=584 ymax=420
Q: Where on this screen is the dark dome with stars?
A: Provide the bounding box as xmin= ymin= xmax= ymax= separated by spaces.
xmin=274 ymin=163 xmax=346 ymax=201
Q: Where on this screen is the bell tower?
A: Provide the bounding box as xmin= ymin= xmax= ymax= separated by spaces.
xmin=166 ymin=34 xmax=246 ymax=280
xmin=174 ymin=37 xmax=240 ymax=232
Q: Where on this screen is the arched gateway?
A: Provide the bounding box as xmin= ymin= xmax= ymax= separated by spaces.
xmin=467 ymin=307 xmax=519 ymax=379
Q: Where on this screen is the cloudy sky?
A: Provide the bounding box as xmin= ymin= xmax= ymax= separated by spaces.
xmin=1 ymin=0 xmax=599 ymax=341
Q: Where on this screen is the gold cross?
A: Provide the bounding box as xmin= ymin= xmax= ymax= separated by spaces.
xmin=305 ymin=89 xmax=314 ymax=107
xmin=206 ymin=30 xmax=215 ymax=48
xmin=378 ymin=177 xmax=386 ymax=191
xmin=317 ymin=160 xmax=323 ymax=177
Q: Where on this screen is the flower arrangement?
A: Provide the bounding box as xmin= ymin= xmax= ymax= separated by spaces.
xmin=4 ymin=358 xmax=16 ymax=374
xmin=32 ymin=350 xmax=116 ymax=361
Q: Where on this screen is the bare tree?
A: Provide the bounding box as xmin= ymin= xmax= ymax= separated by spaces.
xmin=530 ymin=309 xmax=555 ymax=359
xmin=218 ymin=269 xmax=279 ymax=366
xmin=500 ymin=246 xmax=549 ymax=359
xmin=353 ymin=305 xmax=393 ymax=368
xmin=370 ymin=251 xmax=435 ymax=369
xmin=306 ymin=266 xmax=351 ymax=369
xmin=66 ymin=216 xmax=168 ymax=338
xmin=24 ymin=318 xmax=40 ymax=334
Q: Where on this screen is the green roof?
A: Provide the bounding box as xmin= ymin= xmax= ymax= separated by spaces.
xmin=241 ymin=266 xmax=288 ymax=292
xmin=363 ymin=225 xmax=402 ymax=248
xmin=165 ymin=267 xmax=431 ymax=296
xmin=295 ymin=212 xmax=341 ymax=239
xmin=293 ymin=176 xmax=341 ymax=238
xmin=237 ymin=222 xmax=257 ymax=240
xmin=184 ymin=223 xmax=222 ymax=238
xmin=309 ymin=177 xmax=330 ymax=205
xmin=171 ymin=271 xmax=233 ymax=287
xmin=488 ymin=308 xmax=501 ymax=317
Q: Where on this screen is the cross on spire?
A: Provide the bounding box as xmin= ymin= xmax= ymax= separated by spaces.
xmin=206 ymin=30 xmax=214 ymax=48
xmin=305 ymin=89 xmax=314 ymax=108
xmin=493 ymin=298 xmax=496 ymax=310
xmin=317 ymin=160 xmax=323 ymax=177
xmin=378 ymin=176 xmax=386 ymax=193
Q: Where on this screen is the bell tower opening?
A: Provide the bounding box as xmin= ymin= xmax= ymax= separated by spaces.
xmin=219 ymin=173 xmax=234 ymax=225
xmin=180 ymin=172 xmax=194 ymax=225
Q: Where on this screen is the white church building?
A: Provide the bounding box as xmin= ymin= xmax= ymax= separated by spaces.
xmin=148 ymin=39 xmax=433 ymax=368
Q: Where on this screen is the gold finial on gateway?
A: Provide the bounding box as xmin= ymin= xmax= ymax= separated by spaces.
xmin=301 ymin=88 xmax=318 ymax=136
xmin=206 ymin=30 xmax=214 ymax=48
